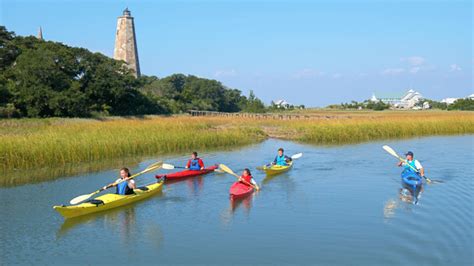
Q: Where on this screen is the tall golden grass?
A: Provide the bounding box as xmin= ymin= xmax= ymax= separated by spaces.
xmin=0 ymin=116 xmax=265 ymax=173
xmin=1 ymin=111 xmax=473 ymax=179
xmin=278 ymin=113 xmax=474 ymax=144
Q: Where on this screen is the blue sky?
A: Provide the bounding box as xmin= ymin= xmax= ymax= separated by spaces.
xmin=1 ymin=0 xmax=472 ymax=107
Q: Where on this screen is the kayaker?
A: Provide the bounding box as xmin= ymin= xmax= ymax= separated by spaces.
xmin=397 ymin=151 xmax=425 ymax=177
xmin=186 ymin=152 xmax=205 ymax=170
xmin=103 ymin=167 xmax=137 ymax=195
xmin=239 ymin=168 xmax=260 ymax=191
xmin=272 ymin=148 xmax=292 ymax=166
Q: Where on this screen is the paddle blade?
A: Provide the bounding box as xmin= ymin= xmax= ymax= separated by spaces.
xmin=291 ymin=153 xmax=303 ymax=160
xmin=382 ymin=145 xmax=401 ymax=159
xmin=162 ymin=163 xmax=175 ymax=170
xmin=219 ymin=164 xmax=238 ymax=177
xmin=213 ymin=169 xmax=225 ymax=174
xmin=145 ymin=161 xmax=163 ymax=171
xmin=70 ymin=193 xmax=93 ymax=205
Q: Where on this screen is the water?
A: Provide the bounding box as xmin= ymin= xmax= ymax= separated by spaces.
xmin=1 ymin=135 xmax=472 ymax=265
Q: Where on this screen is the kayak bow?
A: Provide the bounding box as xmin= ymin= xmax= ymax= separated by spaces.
xmin=229 ymin=181 xmax=254 ymax=199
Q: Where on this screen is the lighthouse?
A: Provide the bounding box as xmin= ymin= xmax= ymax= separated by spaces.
xmin=113 ymin=8 xmax=141 ymax=77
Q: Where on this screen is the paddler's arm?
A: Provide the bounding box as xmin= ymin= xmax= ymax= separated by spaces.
xmin=103 ymin=182 xmax=116 ymax=190
xmin=127 ymin=178 xmax=137 ymax=189
xmin=251 ymin=179 xmax=260 ymax=191
xmin=185 ymin=160 xmax=190 ymax=169
xmin=199 ymin=159 xmax=204 ymax=170
xmin=272 ymin=156 xmax=277 ymax=165
xmin=419 ymin=168 xmax=425 ymax=177
xmin=415 ymin=160 xmax=424 ymax=177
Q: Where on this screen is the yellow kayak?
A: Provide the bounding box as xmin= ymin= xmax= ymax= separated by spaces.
xmin=262 ymin=161 xmax=293 ymax=175
xmin=53 ymin=181 xmax=164 ymax=219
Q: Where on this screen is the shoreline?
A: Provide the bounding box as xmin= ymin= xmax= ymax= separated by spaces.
xmin=1 ymin=111 xmax=473 ymax=184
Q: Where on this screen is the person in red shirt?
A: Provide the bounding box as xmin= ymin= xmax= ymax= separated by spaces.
xmin=186 ymin=151 xmax=204 ymax=170
xmin=239 ymin=168 xmax=260 ymax=190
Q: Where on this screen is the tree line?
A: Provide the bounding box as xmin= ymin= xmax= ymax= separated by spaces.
xmin=0 ymin=26 xmax=266 ymax=118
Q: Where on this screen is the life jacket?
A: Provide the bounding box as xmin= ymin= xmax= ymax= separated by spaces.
xmin=189 ymin=158 xmax=201 ymax=170
xmin=275 ymin=155 xmax=288 ymax=166
xmin=116 ymin=180 xmax=134 ymax=195
xmin=241 ymin=174 xmax=252 ymax=185
xmin=404 ymin=159 xmax=417 ymax=173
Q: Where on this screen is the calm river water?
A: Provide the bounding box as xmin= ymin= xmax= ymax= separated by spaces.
xmin=1 ymin=135 xmax=472 ymax=265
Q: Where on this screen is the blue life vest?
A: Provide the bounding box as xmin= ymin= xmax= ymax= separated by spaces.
xmin=116 ymin=180 xmax=134 ymax=195
xmin=404 ymin=159 xmax=417 ymax=173
xmin=275 ymin=155 xmax=288 ymax=166
xmin=189 ymin=159 xmax=201 ymax=170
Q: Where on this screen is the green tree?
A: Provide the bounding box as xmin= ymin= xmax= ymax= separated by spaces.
xmin=448 ymin=98 xmax=474 ymax=111
xmin=242 ymin=90 xmax=266 ymax=113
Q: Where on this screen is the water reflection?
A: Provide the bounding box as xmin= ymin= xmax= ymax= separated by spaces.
xmin=230 ymin=193 xmax=255 ymax=214
xmin=1 ymin=156 xmax=144 ymax=187
xmin=383 ymin=182 xmax=425 ymax=219
xmin=165 ymin=176 xmax=206 ymax=197
xmin=220 ymin=191 xmax=258 ymax=226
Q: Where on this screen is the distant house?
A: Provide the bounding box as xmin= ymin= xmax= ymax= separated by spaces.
xmin=441 ymin=94 xmax=474 ymax=105
xmin=441 ymin=98 xmax=459 ymax=105
xmin=370 ymin=89 xmax=423 ymax=109
xmin=272 ymin=99 xmax=291 ymax=109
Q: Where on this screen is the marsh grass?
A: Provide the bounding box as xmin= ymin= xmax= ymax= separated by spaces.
xmin=0 ymin=116 xmax=266 ymax=173
xmin=271 ymin=112 xmax=474 ymax=144
xmin=1 ymin=111 xmax=472 ymax=182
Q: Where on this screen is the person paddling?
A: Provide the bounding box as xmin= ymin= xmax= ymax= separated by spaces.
xmin=397 ymin=151 xmax=425 ymax=177
xmin=103 ymin=167 xmax=137 ymax=195
xmin=239 ymin=168 xmax=260 ymax=191
xmin=272 ymin=148 xmax=292 ymax=166
xmin=186 ymin=151 xmax=205 ymax=170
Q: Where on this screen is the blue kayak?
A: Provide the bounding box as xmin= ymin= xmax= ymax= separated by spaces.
xmin=401 ymin=170 xmax=423 ymax=204
xmin=401 ymin=169 xmax=423 ymax=188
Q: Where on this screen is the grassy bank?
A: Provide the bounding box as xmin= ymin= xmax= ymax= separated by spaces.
xmin=0 ymin=116 xmax=265 ymax=173
xmin=1 ymin=111 xmax=473 ymax=182
xmin=261 ymin=111 xmax=474 ymax=144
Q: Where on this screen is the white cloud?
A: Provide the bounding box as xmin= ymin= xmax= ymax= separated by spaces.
xmin=401 ymin=56 xmax=425 ymax=66
xmin=214 ymin=69 xmax=237 ymax=78
xmin=381 ymin=68 xmax=405 ymax=75
xmin=292 ymin=68 xmax=326 ymax=79
xmin=449 ymin=64 xmax=462 ymax=72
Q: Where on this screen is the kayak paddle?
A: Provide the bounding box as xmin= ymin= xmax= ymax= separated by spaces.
xmin=219 ymin=164 xmax=259 ymax=190
xmin=257 ymin=152 xmax=303 ymax=170
xmin=162 ymin=163 xmax=179 ymax=170
xmin=291 ymin=153 xmax=303 ymax=160
xmin=382 ymin=145 xmax=433 ymax=183
xmin=70 ymin=161 xmax=164 ymax=205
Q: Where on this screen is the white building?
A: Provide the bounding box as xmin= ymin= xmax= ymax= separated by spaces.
xmin=272 ymin=99 xmax=291 ymax=109
xmin=441 ymin=94 xmax=473 ymax=105
xmin=441 ymin=98 xmax=459 ymax=105
xmin=370 ymin=89 xmax=423 ymax=109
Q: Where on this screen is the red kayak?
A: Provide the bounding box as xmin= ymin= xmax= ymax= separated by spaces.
xmin=156 ymin=165 xmax=218 ymax=181
xmin=229 ymin=181 xmax=254 ymax=199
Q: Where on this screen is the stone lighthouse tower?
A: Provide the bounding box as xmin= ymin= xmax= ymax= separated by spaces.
xmin=114 ymin=8 xmax=141 ymax=77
